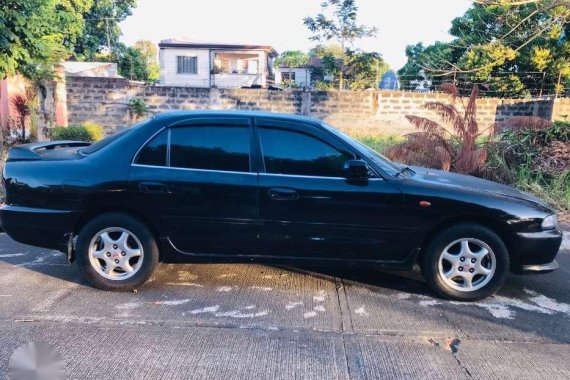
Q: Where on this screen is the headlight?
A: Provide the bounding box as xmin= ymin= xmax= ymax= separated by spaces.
xmin=541 ymin=214 xmax=558 ymax=230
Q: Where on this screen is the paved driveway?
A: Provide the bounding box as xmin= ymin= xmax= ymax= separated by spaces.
xmin=1 ymin=232 xmax=569 ymax=379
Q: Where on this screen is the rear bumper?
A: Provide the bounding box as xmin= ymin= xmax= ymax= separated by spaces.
xmin=0 ymin=204 xmax=80 ymax=251
xmin=511 ymin=229 xmax=563 ymax=274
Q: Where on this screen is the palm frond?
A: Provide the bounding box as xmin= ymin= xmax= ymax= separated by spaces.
xmin=440 ymin=83 xmax=459 ymax=102
xmin=405 ymin=115 xmax=447 ymax=137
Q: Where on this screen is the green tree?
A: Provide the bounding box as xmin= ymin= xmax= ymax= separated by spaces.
xmin=274 ymin=50 xmax=309 ymax=87
xmin=308 ymin=44 xmax=343 ymax=88
xmin=304 ymin=0 xmax=377 ymax=90
xmin=0 ymin=0 xmax=92 ymax=79
xmin=345 ymin=50 xmax=389 ymax=90
xmin=113 ymin=43 xmax=148 ymax=81
xmin=133 ymin=40 xmax=159 ymax=82
xmin=400 ymin=1 xmax=570 ymax=96
xmin=73 ymin=0 xmax=137 ymax=60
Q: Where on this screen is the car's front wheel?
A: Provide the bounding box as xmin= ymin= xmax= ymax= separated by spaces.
xmin=75 ymin=213 xmax=159 ymax=291
xmin=421 ymin=223 xmax=509 ymax=301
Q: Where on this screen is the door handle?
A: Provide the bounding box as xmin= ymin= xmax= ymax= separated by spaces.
xmin=268 ymin=187 xmax=299 ymax=201
xmin=138 ymin=182 xmax=171 ymax=194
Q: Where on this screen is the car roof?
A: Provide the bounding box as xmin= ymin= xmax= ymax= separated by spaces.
xmin=151 ymin=110 xmax=324 ymax=126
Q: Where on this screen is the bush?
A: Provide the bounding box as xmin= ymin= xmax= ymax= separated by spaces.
xmin=51 ymin=122 xmax=104 ymax=142
xmin=128 ymin=98 xmax=148 ymax=117
xmin=83 ymin=122 xmax=104 ymax=141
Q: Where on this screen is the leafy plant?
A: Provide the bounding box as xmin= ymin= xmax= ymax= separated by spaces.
xmin=51 ymin=123 xmax=104 ymax=142
xmin=128 ymin=98 xmax=149 ymax=117
xmin=11 ymin=95 xmax=31 ymax=141
xmin=384 ymin=83 xmax=488 ymax=174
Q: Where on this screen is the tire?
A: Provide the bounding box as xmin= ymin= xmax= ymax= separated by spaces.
xmin=421 ymin=223 xmax=509 ymax=301
xmin=75 ymin=213 xmax=159 ymax=291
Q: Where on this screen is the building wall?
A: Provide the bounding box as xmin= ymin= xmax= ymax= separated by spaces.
xmin=276 ymin=68 xmax=311 ymax=88
xmin=65 ymin=76 xmax=570 ymax=135
xmin=0 ymin=75 xmax=27 ymax=131
xmin=159 ymin=48 xmax=271 ymax=88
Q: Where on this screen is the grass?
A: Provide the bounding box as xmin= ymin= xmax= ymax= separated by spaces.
xmin=341 ymin=129 xmax=405 ymax=153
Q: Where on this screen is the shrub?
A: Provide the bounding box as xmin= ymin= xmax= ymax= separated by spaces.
xmin=384 ymin=83 xmax=488 ymax=174
xmin=128 ymin=98 xmax=148 ymax=117
xmin=51 ymin=123 xmax=104 ymax=142
xmin=83 ymin=122 xmax=104 ymax=141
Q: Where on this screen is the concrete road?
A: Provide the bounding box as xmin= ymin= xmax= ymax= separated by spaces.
xmin=1 ymin=232 xmax=569 ymax=380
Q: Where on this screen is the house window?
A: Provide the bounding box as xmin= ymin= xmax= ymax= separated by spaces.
xmin=177 ymin=56 xmax=198 ymax=74
xmin=282 ymin=72 xmax=296 ymax=82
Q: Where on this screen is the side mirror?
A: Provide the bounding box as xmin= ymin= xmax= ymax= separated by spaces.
xmin=344 ymin=159 xmax=370 ymax=180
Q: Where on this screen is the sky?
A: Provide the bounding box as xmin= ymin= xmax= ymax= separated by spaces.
xmin=120 ymin=0 xmax=472 ymax=70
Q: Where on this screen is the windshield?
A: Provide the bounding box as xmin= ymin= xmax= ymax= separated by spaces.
xmin=320 ymin=123 xmax=402 ymax=176
xmin=79 ymin=120 xmax=148 ymax=155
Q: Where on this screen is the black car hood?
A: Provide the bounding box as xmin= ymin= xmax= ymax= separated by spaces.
xmin=406 ymin=166 xmax=552 ymax=210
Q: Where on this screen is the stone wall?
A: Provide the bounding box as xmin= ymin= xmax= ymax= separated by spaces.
xmin=66 ymin=76 xmax=570 ymax=135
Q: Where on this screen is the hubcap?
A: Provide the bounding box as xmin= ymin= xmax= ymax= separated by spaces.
xmin=438 ymin=238 xmax=496 ymax=292
xmin=88 ymin=227 xmax=144 ymax=280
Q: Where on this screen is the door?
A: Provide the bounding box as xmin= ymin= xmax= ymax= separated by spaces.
xmin=129 ymin=118 xmax=259 ymax=256
xmin=255 ymin=119 xmax=410 ymax=262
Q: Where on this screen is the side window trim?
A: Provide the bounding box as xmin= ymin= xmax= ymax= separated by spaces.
xmin=255 ymin=122 xmax=356 ymax=178
xmin=168 ymin=124 xmax=252 ymax=173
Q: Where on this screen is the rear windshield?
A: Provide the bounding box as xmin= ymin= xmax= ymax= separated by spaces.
xmin=80 ymin=120 xmax=147 ymax=155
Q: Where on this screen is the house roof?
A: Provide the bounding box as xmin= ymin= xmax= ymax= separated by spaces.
xmin=62 ymin=62 xmax=121 ymax=77
xmin=159 ymin=38 xmax=278 ymax=57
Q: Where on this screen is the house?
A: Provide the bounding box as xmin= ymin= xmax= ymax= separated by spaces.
xmin=158 ymin=38 xmax=278 ymax=88
xmin=275 ymin=66 xmax=311 ymax=88
xmin=62 ymin=62 xmax=121 ymax=78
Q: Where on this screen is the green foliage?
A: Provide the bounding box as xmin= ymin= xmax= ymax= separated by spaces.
xmin=113 ymin=43 xmax=148 ymax=81
xmin=275 ymin=50 xmax=309 ymax=68
xmin=73 ymin=0 xmax=137 ymax=61
xmin=0 ymin=0 xmax=92 ymax=79
xmin=399 ymin=1 xmax=570 ymax=96
xmin=133 ymin=40 xmax=160 ymax=82
xmin=128 ymin=98 xmax=148 ymax=117
xmin=345 ymin=50 xmax=388 ymax=90
xmin=483 ymin=121 xmax=570 ymax=210
xmin=304 ymin=0 xmax=377 ymax=89
xmin=354 ymin=135 xmax=405 ymax=153
xmin=51 ymin=123 xmax=104 ymax=142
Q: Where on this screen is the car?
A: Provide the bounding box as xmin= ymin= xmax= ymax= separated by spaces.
xmin=0 ymin=111 xmax=563 ymax=300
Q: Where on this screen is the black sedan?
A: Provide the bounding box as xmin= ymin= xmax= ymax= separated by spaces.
xmin=0 ymin=111 xmax=562 ymax=300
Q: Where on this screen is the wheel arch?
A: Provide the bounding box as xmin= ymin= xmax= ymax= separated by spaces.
xmin=72 ymin=206 xmax=163 ymax=260
xmin=416 ymin=215 xmax=519 ymax=270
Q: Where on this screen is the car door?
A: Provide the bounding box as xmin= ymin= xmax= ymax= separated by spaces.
xmin=129 ymin=117 xmax=259 ymax=256
xmin=255 ymin=118 xmax=412 ymax=262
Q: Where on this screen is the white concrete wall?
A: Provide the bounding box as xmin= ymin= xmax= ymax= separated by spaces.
xmin=275 ymin=68 xmax=311 ymax=88
xmin=159 ymin=48 xmax=211 ymax=87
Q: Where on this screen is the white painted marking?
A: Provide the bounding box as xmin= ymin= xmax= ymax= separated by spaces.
xmin=285 ymin=301 xmax=303 ymax=310
xmin=0 ymin=295 xmax=13 ymax=297
xmin=190 ymin=305 xmax=220 ymax=314
xmin=243 ymin=305 xmax=256 ymax=310
xmin=214 ymin=310 xmax=269 ymax=318
xmin=560 ymin=232 xmax=570 ymax=250
xmin=262 ymin=275 xmax=274 ymax=279
xmin=314 ymin=305 xmax=326 ymax=312
xmin=524 ymin=288 xmax=570 ymax=315
xmin=303 ymin=311 xmax=317 ymax=319
xmin=419 ymin=300 xmax=440 ymax=307
xmin=217 ymin=286 xmax=235 ymax=292
xmin=166 ymin=282 xmax=204 ymax=287
xmin=177 ymin=271 xmax=199 ymax=281
xmin=115 ymin=302 xmax=141 ymax=310
xmin=354 ymin=306 xmax=369 ymax=316
xmin=396 ymin=293 xmax=412 ymax=300
xmin=251 ymin=286 xmax=272 ymax=291
xmin=0 ymin=253 xmax=27 ymax=258
xmin=154 ymin=299 xmax=190 ymax=306
xmin=313 ymin=290 xmax=326 ymax=302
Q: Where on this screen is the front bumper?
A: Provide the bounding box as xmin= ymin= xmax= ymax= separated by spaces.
xmin=522 ymin=260 xmax=559 ymax=273
xmin=511 ymin=228 xmax=563 ymax=274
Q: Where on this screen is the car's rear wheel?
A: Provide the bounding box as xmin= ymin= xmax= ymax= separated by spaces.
xmin=76 ymin=213 xmax=159 ymax=291
xmin=421 ymin=223 xmax=509 ymax=301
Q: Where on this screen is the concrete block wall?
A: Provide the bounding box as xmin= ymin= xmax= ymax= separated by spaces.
xmin=66 ymin=77 xmax=570 ymax=135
